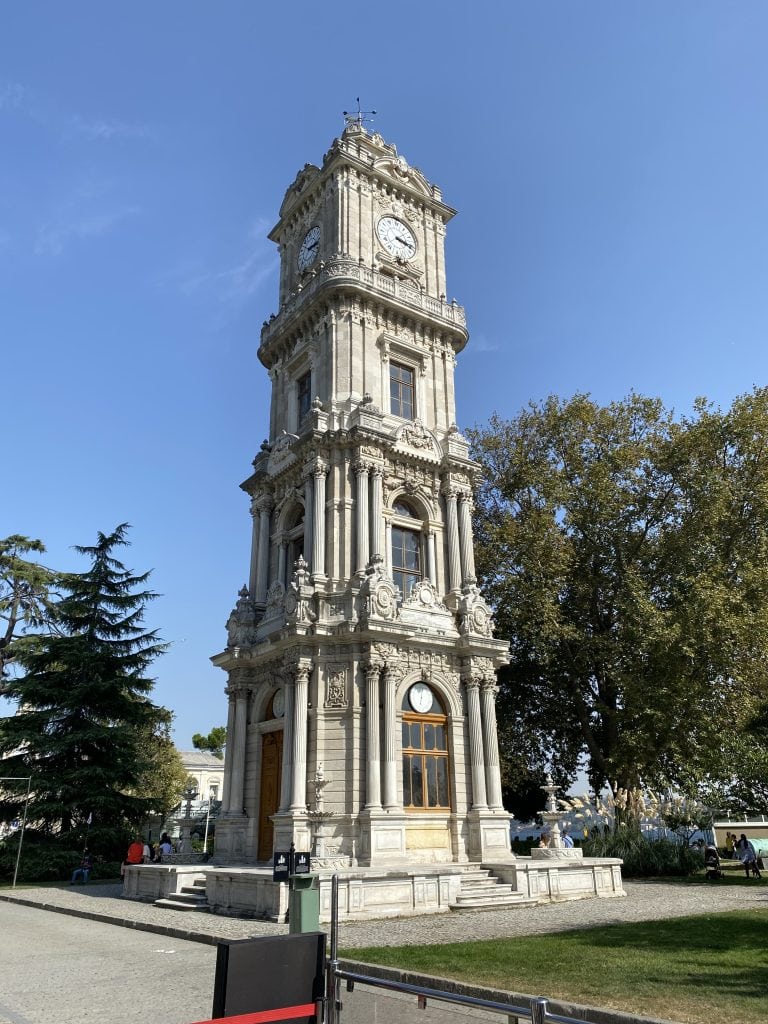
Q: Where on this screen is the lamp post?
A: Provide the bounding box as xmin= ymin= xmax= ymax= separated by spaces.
xmin=177 ymin=782 xmax=198 ymax=856
xmin=203 ymin=788 xmax=214 ymax=854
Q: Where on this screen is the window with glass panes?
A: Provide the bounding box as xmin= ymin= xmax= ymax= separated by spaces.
xmin=390 ymin=362 xmax=414 ymax=419
xmin=401 ymin=688 xmax=450 ymax=811
xmin=297 ymin=371 xmax=312 ymax=422
xmin=391 ymin=500 xmax=421 ymax=598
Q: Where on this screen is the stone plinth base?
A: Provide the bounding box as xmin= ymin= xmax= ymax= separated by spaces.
xmin=125 ymin=856 xmax=624 ymax=922
xmin=491 ymin=857 xmax=624 ymax=903
xmin=123 ymin=864 xmax=204 ymax=902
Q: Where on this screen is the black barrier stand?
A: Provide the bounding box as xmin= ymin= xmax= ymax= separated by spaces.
xmin=210 ymin=932 xmax=325 ymax=1023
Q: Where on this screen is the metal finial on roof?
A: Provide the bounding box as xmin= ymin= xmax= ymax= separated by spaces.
xmin=343 ymin=97 xmax=376 ymax=128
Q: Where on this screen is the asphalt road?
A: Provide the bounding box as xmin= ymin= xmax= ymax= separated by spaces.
xmin=0 ymin=902 xmax=217 ymax=1024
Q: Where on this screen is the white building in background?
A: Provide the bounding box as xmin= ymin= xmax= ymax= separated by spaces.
xmin=179 ymin=750 xmax=224 ymax=811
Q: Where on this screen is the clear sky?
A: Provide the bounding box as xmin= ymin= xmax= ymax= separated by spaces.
xmin=4 ymin=2 xmax=768 ymax=748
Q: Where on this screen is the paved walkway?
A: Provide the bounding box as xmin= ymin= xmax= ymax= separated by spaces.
xmin=1 ymin=878 xmax=765 ymax=949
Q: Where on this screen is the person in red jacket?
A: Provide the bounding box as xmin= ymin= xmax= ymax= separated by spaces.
xmin=122 ymin=834 xmax=145 ymax=882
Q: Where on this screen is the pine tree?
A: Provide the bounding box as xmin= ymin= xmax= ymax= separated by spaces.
xmin=0 ymin=524 xmax=168 ymax=853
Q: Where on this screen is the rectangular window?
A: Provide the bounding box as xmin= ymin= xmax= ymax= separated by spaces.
xmin=390 ymin=362 xmax=414 ymax=419
xmin=297 ymin=371 xmax=312 ymax=422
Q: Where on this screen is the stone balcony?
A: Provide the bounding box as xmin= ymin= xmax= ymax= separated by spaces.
xmin=259 ymin=257 xmax=468 ymax=361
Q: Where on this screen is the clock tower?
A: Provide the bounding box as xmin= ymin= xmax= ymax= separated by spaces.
xmin=212 ymin=120 xmax=512 ymax=874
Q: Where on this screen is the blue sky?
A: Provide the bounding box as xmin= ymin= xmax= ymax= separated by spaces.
xmin=4 ymin=2 xmax=768 ymax=748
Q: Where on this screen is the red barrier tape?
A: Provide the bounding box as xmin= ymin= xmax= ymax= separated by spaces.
xmin=189 ymin=1003 xmax=317 ymax=1024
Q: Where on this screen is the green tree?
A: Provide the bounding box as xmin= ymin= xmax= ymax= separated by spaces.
xmin=0 ymin=535 xmax=58 ymax=680
xmin=0 ymin=524 xmax=169 ymax=854
xmin=132 ymin=710 xmax=190 ymax=827
xmin=192 ymin=725 xmax=226 ymax=759
xmin=469 ymin=390 xmax=768 ymax=798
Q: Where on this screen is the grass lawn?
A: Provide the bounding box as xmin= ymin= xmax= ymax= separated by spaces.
xmin=344 ymin=908 xmax=768 ymax=1024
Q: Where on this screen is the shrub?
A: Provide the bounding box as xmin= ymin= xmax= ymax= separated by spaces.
xmin=583 ymin=829 xmax=704 ymax=877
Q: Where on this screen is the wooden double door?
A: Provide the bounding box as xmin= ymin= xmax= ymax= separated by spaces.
xmin=257 ymin=730 xmax=283 ymax=861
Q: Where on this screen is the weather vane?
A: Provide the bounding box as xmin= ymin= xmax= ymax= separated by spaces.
xmin=343 ymin=97 xmax=376 ymax=128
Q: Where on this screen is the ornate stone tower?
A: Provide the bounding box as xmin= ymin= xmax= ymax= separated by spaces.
xmin=212 ymin=121 xmax=511 ymax=870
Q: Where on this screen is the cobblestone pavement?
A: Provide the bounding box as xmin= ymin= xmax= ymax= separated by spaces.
xmin=1 ymin=878 xmax=765 ymax=949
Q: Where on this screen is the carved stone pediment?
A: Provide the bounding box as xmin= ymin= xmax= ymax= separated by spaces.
xmin=268 ymin=432 xmax=300 ymax=476
xmin=226 ymin=586 xmax=258 ymax=648
xmin=400 ymin=579 xmax=456 ymax=632
xmin=394 ymin=420 xmax=441 ymax=462
xmin=402 ymin=579 xmax=446 ymax=612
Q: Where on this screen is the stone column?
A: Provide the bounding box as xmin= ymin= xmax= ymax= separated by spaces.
xmin=480 ymin=679 xmax=504 ymax=809
xmin=289 ymin=665 xmax=310 ymax=810
xmin=458 ymin=492 xmax=477 ymax=586
xmin=384 ymin=519 xmax=392 ymax=575
xmin=248 ymin=498 xmax=260 ymax=598
xmin=355 ymin=462 xmax=370 ymax=574
xmin=278 ymin=677 xmax=294 ymax=812
xmin=465 ymin=676 xmax=488 ymax=809
xmin=221 ymin=689 xmax=237 ymax=813
xmin=427 ymin=530 xmax=437 ymax=585
xmin=277 ymin=540 xmax=287 ymax=586
xmin=382 ymin=667 xmax=398 ymax=809
xmin=444 ymin=487 xmax=462 ymax=594
xmin=364 ymin=662 xmax=382 ymax=808
xmin=255 ymin=497 xmax=273 ymax=604
xmin=311 ymin=460 xmax=327 ymax=582
xmin=227 ymin=686 xmax=250 ymax=815
xmin=370 ymin=467 xmax=384 ymax=559
xmin=303 ymin=477 xmax=313 ymax=569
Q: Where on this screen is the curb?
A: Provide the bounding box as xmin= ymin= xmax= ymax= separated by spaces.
xmin=0 ymin=892 xmax=221 ymax=946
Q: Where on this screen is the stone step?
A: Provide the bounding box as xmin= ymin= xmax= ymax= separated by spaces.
xmin=154 ymin=892 xmax=210 ymax=912
xmin=450 ymin=893 xmax=538 ymax=911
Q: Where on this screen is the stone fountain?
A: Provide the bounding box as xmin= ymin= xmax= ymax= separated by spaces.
xmin=530 ymin=773 xmax=583 ymax=860
xmin=306 ymin=763 xmax=335 ymax=865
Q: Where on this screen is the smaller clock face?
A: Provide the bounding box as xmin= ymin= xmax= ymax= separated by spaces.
xmin=408 ymin=682 xmax=434 ymax=714
xmin=377 ymin=216 xmax=417 ymax=261
xmin=272 ymin=688 xmax=285 ymax=718
xmin=297 ymin=226 xmax=320 ymax=271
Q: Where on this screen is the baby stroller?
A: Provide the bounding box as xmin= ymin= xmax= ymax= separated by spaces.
xmin=705 ymin=844 xmax=724 ymax=880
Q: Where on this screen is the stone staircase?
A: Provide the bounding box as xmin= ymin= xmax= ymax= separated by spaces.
xmin=154 ymin=876 xmax=209 ymax=913
xmin=450 ymin=867 xmax=536 ymax=912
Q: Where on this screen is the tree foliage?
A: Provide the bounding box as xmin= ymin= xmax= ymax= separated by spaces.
xmin=0 ymin=535 xmax=58 ymax=680
xmin=0 ymin=524 xmax=169 ymax=854
xmin=192 ymin=725 xmax=226 ymax=759
xmin=469 ymin=390 xmax=768 ymax=797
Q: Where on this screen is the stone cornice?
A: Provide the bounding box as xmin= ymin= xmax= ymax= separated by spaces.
xmin=258 ymin=257 xmax=467 ymax=368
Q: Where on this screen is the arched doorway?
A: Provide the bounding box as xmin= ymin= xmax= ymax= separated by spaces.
xmin=257 ymin=719 xmax=283 ymax=860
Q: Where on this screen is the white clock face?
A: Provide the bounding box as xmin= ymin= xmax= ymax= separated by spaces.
xmin=408 ymin=682 xmax=433 ymax=714
xmin=297 ymin=226 xmax=320 ymax=271
xmin=377 ymin=216 xmax=416 ymax=261
xmin=272 ymin=688 xmax=285 ymax=718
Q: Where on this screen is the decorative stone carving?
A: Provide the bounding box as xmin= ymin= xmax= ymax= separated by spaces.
xmin=263 ymin=580 xmax=286 ymax=621
xmin=456 ymin=584 xmax=495 ymax=638
xmin=285 ymin=556 xmax=316 ymax=625
xmin=402 ymin=579 xmax=447 ymax=612
xmin=356 ymin=554 xmax=400 ymax=625
xmin=225 ymin=586 xmax=258 ymax=648
xmin=325 ymin=665 xmax=348 ymax=708
xmin=268 ymin=431 xmax=300 ymax=476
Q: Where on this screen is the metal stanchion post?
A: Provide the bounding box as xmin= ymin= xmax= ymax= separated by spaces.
xmin=531 ymin=997 xmax=548 ymax=1024
xmin=325 ymin=873 xmax=340 ymax=1024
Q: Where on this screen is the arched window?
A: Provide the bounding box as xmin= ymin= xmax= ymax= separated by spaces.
xmin=401 ymin=683 xmax=450 ymax=811
xmin=391 ymin=499 xmax=422 ymax=599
